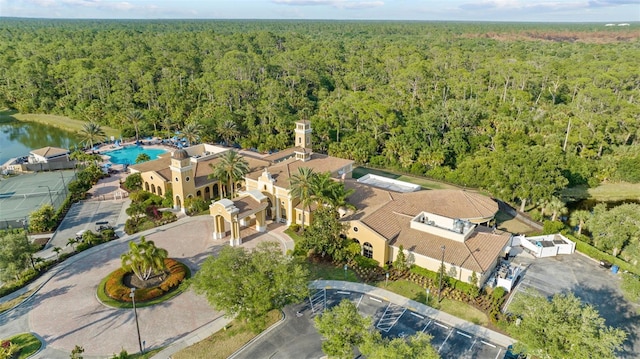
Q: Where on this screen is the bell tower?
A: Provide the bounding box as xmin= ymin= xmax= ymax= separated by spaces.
xmin=169 ymin=149 xmax=195 ymax=211
xmin=294 ymin=120 xmax=312 ymax=161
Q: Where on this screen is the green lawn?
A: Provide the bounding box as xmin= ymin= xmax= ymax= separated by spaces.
xmin=0 ymin=109 xmax=120 ymax=138
xmin=306 ymin=260 xmax=359 ymax=282
xmin=494 ymin=210 xmax=536 ymax=234
xmin=562 ymin=182 xmax=640 ymax=202
xmin=173 ymin=310 xmax=281 ymax=359
xmin=2 ymin=333 xmax=41 ymax=359
xmin=0 ymin=290 xmax=34 ymax=314
xmin=376 ymin=280 xmax=488 ymax=326
xmin=351 ymin=167 xmax=459 ymax=190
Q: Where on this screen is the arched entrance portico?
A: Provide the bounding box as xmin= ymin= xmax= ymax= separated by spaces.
xmin=210 ymin=190 xmax=269 ymax=246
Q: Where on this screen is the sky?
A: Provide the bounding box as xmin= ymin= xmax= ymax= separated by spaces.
xmin=1 ymin=0 xmax=639 ymax=22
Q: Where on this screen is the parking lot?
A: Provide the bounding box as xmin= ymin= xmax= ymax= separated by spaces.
xmin=317 ymin=289 xmax=507 ymax=358
xmin=235 ymin=287 xmax=509 ymax=359
xmin=506 ymin=252 xmax=640 ymax=358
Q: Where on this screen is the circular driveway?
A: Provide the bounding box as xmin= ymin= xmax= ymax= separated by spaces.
xmin=28 ymin=216 xmax=283 ymax=357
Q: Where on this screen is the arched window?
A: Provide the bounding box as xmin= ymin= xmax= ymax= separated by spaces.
xmin=157 ymin=188 xmax=162 ymax=196
xmin=145 ymin=182 xmax=150 ymax=191
xmin=197 ymin=190 xmax=202 ymax=197
xmin=363 ymin=242 xmax=373 ymax=259
xmin=151 ymin=184 xmax=156 ymax=194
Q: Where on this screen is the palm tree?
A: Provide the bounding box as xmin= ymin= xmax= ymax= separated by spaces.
xmin=161 ymin=117 xmax=175 ymax=140
xmin=548 ymin=196 xmax=568 ymax=222
xmin=66 ymin=237 xmax=78 ymax=251
xmin=135 ymin=153 xmax=151 ymax=164
xmin=125 ymin=110 xmax=144 ymax=143
xmin=210 ymin=151 xmax=249 ymax=199
xmin=570 ymin=209 xmax=590 ymax=236
xmin=217 ymin=120 xmax=239 ymax=146
xmin=181 ymin=121 xmax=203 ymax=147
xmin=121 ymin=236 xmax=168 ymax=282
xmin=537 ymin=197 xmax=551 ymax=220
xmin=208 ymin=162 xmax=228 ymax=199
xmin=80 ymin=122 xmax=106 ymax=149
xmin=53 ymin=246 xmax=62 ymax=261
xmin=289 ymin=167 xmax=316 ymax=231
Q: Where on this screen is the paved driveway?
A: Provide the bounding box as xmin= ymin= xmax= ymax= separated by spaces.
xmin=506 ymin=253 xmax=640 ymax=358
xmin=1 ymin=215 xmax=287 ymax=358
xmin=233 ymin=284 xmax=513 ymax=359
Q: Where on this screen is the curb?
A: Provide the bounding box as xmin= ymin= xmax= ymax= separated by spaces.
xmin=227 ymin=310 xmax=287 ymax=359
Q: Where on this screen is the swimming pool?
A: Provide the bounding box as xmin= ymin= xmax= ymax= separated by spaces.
xmin=103 ymin=146 xmax=166 ymax=165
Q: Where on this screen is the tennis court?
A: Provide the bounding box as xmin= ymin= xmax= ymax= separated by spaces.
xmin=0 ymin=170 xmax=75 ymax=228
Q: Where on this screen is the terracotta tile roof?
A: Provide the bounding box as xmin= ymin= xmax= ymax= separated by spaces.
xmin=130 ymin=157 xmax=172 ymax=176
xmin=195 ymin=156 xmax=270 ymax=188
xmin=391 ymin=223 xmax=511 ymax=273
xmin=234 ymin=196 xmax=269 ymax=218
xmin=342 ymin=182 xmax=504 ymax=273
xmin=262 ymin=148 xmax=297 ymax=162
xmin=246 ymin=153 xmax=353 ymax=189
xmin=30 ymin=146 xmax=69 ymax=158
xmin=341 ymin=179 xmax=397 ymax=220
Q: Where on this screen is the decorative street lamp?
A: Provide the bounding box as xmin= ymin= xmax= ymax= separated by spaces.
xmin=38 ymin=185 xmax=54 ymax=206
xmin=343 ymin=264 xmax=348 ymax=280
xmin=426 ymin=288 xmax=430 ymax=306
xmin=385 ymin=272 xmax=389 ymax=287
xmin=129 ymin=288 xmax=144 ymax=354
xmin=438 ymin=245 xmax=446 ymax=302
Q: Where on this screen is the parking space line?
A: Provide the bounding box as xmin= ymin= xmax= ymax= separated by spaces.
xmin=469 ymin=338 xmax=477 ymax=351
xmin=421 ymin=320 xmax=432 ymax=332
xmin=337 ymin=291 xmax=350 ymax=295
xmin=355 ymin=294 xmax=363 ymax=308
xmin=481 ymin=340 xmax=496 ymax=348
xmin=494 ymin=349 xmax=502 ymax=359
xmin=456 ymin=330 xmax=471 ymax=339
xmin=410 ymin=312 xmax=424 ymax=319
xmin=376 ymin=304 xmax=406 ymax=332
xmin=438 ymin=328 xmax=453 ymax=353
xmin=434 ymin=322 xmax=448 ymax=329
xmin=369 ymin=297 xmax=382 ymax=303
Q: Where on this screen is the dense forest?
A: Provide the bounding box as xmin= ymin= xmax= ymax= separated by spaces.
xmin=1 ymin=19 xmax=639 ymax=212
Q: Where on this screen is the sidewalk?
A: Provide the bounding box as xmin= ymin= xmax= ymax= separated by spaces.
xmin=311 ymin=280 xmax=515 ymax=348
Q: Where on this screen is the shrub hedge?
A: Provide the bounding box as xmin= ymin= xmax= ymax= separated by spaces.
xmin=563 ymin=232 xmax=639 ymax=275
xmin=104 ymin=258 xmax=188 ymax=303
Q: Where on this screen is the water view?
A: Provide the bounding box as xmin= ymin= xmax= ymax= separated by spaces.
xmin=0 ymin=117 xmax=83 ymax=165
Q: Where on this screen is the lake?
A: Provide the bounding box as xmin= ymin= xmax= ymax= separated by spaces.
xmin=0 ymin=117 xmax=84 ymax=165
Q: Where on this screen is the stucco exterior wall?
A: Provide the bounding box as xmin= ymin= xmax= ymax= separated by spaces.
xmin=140 ymin=171 xmax=169 ymax=196
xmin=345 ymin=220 xmax=389 ymax=266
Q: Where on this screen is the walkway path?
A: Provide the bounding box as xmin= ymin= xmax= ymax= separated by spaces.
xmin=311 ymin=280 xmax=514 ymax=348
xmin=0 ymin=213 xmax=288 ymax=358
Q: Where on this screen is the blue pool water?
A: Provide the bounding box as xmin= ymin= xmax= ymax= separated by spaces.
xmin=103 ymin=146 xmax=166 ymax=165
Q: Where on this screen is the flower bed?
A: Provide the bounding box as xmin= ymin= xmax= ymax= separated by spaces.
xmin=104 ymin=258 xmax=188 ymax=303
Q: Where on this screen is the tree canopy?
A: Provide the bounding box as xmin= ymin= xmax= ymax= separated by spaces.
xmin=0 ymin=20 xmax=637 ymax=212
xmin=508 ymin=289 xmax=627 ymax=359
xmin=315 ymin=299 xmax=372 ymax=359
xmin=192 ymin=242 xmax=309 ymax=330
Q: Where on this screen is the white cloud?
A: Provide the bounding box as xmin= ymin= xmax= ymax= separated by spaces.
xmin=272 ymin=0 xmax=384 ymax=9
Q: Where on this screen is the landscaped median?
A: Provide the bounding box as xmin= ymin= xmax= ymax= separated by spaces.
xmin=0 ymin=333 xmax=41 ymax=359
xmin=97 ymin=258 xmax=190 ymax=308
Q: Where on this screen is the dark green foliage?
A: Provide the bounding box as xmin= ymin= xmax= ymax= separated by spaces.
xmin=0 ymin=20 xmax=636 ymax=212
xmin=508 ymin=289 xmax=626 ymax=359
xmin=184 ymin=196 xmax=209 ymax=215
xmin=193 ymin=242 xmax=309 ymax=331
xmin=542 ymin=220 xmax=565 ymax=234
xmin=0 ymin=230 xmax=38 ymax=281
xmin=123 ymin=172 xmax=142 ymax=191
xmin=298 ymin=206 xmax=349 ymax=261
xmin=353 ymin=255 xmax=379 ymax=269
xmin=615 ymin=155 xmax=640 ymax=183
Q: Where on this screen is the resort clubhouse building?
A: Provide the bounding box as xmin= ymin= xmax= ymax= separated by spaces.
xmin=130 ymin=121 xmax=511 ymax=286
